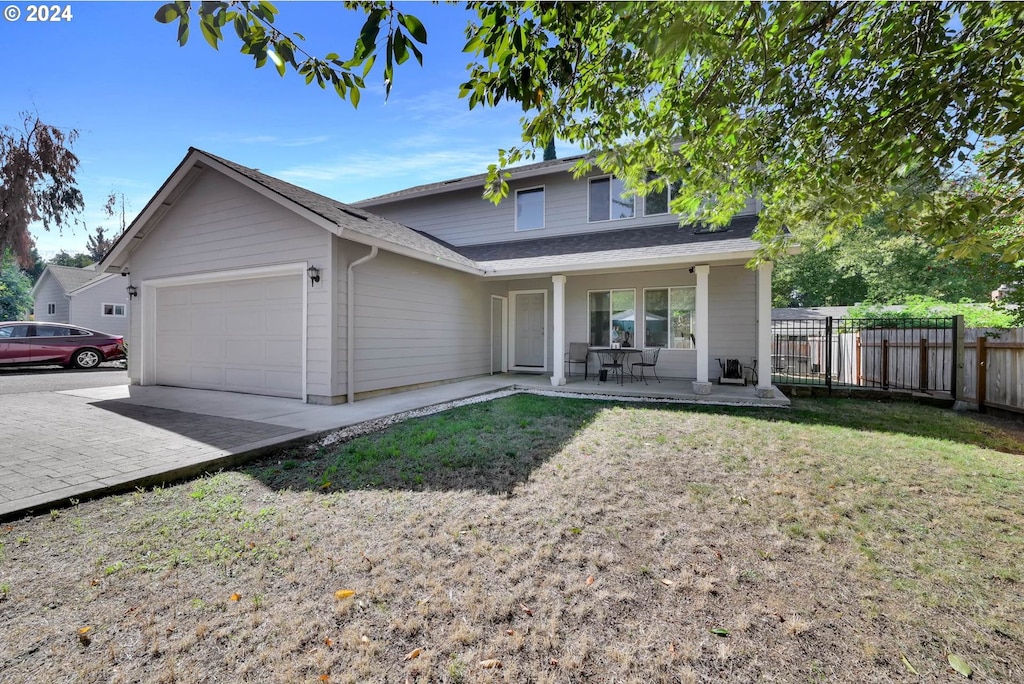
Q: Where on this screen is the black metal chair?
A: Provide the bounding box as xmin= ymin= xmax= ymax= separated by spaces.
xmin=565 ymin=342 xmax=590 ymax=380
xmin=631 ymin=347 xmax=662 ymax=385
xmin=598 ymin=349 xmax=624 ymax=384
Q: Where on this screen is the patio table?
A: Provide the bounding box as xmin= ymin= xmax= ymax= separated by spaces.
xmin=589 ymin=347 xmax=642 ymax=385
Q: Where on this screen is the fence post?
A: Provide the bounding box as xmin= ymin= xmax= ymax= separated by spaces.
xmin=855 ymin=334 xmax=862 ymax=386
xmin=919 ymin=336 xmax=928 ymax=392
xmin=952 ymin=315 xmax=964 ymax=401
xmin=976 ymin=335 xmax=988 ymax=413
xmin=825 ymin=317 xmax=833 ymax=393
xmin=881 ymin=339 xmax=890 ymax=389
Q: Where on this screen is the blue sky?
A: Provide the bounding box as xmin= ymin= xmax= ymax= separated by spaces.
xmin=1 ymin=1 xmax=568 ymax=259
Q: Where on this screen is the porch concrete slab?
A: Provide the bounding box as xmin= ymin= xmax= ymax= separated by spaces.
xmin=4 ymin=375 xmax=787 ymax=520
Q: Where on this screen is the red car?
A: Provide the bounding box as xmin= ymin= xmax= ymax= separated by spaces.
xmin=0 ymin=322 xmax=126 ymax=369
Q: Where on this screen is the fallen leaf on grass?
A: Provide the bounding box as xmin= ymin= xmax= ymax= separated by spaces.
xmin=660 ymin=578 xmax=674 ymax=586
xmin=334 ymin=589 xmax=356 ymax=600
xmin=229 ymin=593 xmax=241 ymax=602
xmin=947 ymin=653 xmax=972 ymax=678
xmin=404 ymin=647 xmax=422 ymax=661
xmin=479 ymin=659 xmax=502 ymax=669
xmin=899 ymin=652 xmax=918 ymax=675
xmin=669 ymin=643 xmax=676 ymax=655
xmin=506 ymin=629 xmax=515 ymax=636
xmin=549 ymin=658 xmax=559 ymax=666
xmin=586 ymin=575 xmax=595 ymax=586
xmin=361 ymin=635 xmax=370 ymax=644
xmin=319 ymin=676 xmax=329 ymax=683
xmin=324 ymin=637 xmax=334 ymax=647
xmin=520 ymin=603 xmax=533 ymax=616
xmin=78 ymin=626 xmax=92 ymax=646
xmin=710 ymin=628 xmax=730 ymax=637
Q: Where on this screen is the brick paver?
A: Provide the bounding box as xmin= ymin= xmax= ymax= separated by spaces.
xmin=0 ymin=392 xmax=309 ymax=519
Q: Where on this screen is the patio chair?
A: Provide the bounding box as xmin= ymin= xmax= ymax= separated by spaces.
xmin=630 ymin=347 xmax=662 ymax=385
xmin=597 ymin=349 xmax=625 ymax=384
xmin=565 ymin=342 xmax=590 ymax=380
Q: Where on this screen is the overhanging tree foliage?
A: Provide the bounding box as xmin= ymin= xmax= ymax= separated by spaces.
xmin=0 ymin=114 xmax=83 ymax=269
xmin=158 ymin=1 xmax=1024 ymax=261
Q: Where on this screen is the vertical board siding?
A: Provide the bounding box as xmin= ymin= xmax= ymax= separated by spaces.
xmin=366 ymin=172 xmax=760 ymax=247
xmin=126 ymin=169 xmax=332 ymax=397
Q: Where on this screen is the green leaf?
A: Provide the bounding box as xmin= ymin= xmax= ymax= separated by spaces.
xmin=200 ymin=21 xmax=220 ymax=50
xmin=350 ymin=84 xmax=360 ymax=108
xmin=154 ymin=3 xmax=180 ymax=23
xmin=899 ymin=652 xmax=918 ymax=675
xmin=177 ymin=18 xmax=190 ymax=47
xmin=947 ymin=653 xmax=972 ymax=678
xmin=710 ymin=628 xmax=730 ymax=637
xmin=397 ymin=13 xmax=427 ymax=44
xmin=233 ymin=14 xmax=247 ymax=40
xmin=268 ymin=49 xmax=285 ymax=76
xmin=393 ymin=32 xmax=410 ymax=65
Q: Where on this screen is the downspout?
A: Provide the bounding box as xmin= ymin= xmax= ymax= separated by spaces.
xmin=346 ymin=246 xmax=378 ymax=404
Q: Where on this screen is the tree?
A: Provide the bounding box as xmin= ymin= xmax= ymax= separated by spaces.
xmin=0 ymin=251 xmax=33 ymax=321
xmin=50 ymin=250 xmax=93 ymax=268
xmin=85 ymin=225 xmax=114 ymax=262
xmin=0 ymin=114 xmax=83 ymax=268
xmin=157 ymin=1 xmax=1024 ymax=262
xmin=103 ymin=191 xmax=130 ymax=234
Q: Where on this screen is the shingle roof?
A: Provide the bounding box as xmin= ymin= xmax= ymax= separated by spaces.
xmin=45 ymin=264 xmax=108 ymax=293
xmin=196 ymin=149 xmax=482 ymax=272
xmin=354 ymin=153 xmax=590 ymax=206
xmin=456 ymin=215 xmax=758 ymax=262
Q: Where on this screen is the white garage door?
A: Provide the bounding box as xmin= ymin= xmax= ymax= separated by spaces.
xmin=153 ymin=275 xmax=303 ymax=398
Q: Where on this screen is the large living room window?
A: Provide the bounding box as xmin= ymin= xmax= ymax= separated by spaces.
xmin=515 ymin=186 xmax=545 ymax=231
xmin=588 ymin=176 xmax=634 ymax=222
xmin=588 ymin=289 xmax=637 ymax=347
xmin=644 ymin=287 xmax=696 ymax=349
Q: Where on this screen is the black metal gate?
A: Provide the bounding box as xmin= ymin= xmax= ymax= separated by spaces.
xmin=771 ymin=316 xmax=958 ymax=396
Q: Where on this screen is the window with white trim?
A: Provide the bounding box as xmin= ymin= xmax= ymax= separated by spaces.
xmin=643 ymin=287 xmax=696 ymax=349
xmin=643 ymin=175 xmax=682 ymax=216
xmin=515 ymin=186 xmax=545 ymax=231
xmin=102 ymin=303 xmax=126 ymax=317
xmin=588 ymin=176 xmax=634 ymax=222
xmin=46 ymin=303 xmax=56 ymax=315
xmin=588 ymin=289 xmax=636 ymax=347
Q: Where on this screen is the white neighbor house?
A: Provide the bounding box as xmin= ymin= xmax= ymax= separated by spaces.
xmin=97 ymin=148 xmax=780 ymax=403
xmin=31 ymin=264 xmax=130 ymax=338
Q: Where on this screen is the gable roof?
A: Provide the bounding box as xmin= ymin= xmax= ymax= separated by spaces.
xmin=354 ymin=153 xmax=590 ymax=207
xmin=30 ymin=264 xmax=115 ymax=299
xmin=98 ymin=148 xmax=482 ymax=275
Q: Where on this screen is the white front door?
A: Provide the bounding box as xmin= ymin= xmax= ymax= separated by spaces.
xmin=512 ymin=291 xmax=546 ymax=369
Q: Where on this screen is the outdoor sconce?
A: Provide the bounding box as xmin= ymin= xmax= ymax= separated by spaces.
xmin=307 ymin=265 xmax=321 ymax=286
xmin=121 ymin=267 xmax=130 ymax=277
xmin=126 ymin=285 xmax=138 ymax=299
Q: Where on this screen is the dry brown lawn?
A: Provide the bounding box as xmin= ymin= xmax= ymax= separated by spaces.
xmin=2 ymin=394 xmax=1024 ymax=683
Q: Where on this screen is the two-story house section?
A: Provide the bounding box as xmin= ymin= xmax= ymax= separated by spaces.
xmin=355 ymin=154 xmax=773 ymax=396
xmin=98 ymin=148 xmax=779 ymax=405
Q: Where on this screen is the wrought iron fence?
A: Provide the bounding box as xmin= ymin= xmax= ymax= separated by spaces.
xmin=771 ymin=316 xmax=958 ymax=395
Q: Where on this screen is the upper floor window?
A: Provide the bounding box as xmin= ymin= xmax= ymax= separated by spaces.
xmin=515 ymin=186 xmax=545 ymax=231
xmin=644 ymin=175 xmax=682 ymax=216
xmin=46 ymin=303 xmax=56 ymax=315
xmin=589 ymin=176 xmax=634 ymax=222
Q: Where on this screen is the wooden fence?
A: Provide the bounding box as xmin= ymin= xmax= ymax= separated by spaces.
xmin=960 ymin=328 xmax=1024 ymax=414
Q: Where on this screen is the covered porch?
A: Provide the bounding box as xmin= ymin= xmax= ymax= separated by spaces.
xmin=511 ymin=371 xmax=790 ymax=407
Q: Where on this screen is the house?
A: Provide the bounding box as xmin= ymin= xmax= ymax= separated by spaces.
xmin=31 ymin=264 xmax=130 ymax=338
xmin=97 ymin=147 xmax=783 ymax=403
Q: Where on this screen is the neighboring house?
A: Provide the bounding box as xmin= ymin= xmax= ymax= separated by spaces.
xmin=30 ymin=264 xmax=130 ymax=338
xmin=97 ymin=147 xmax=786 ymax=403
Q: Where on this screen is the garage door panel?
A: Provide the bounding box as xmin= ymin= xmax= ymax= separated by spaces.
xmin=153 ymin=274 xmax=302 ymax=398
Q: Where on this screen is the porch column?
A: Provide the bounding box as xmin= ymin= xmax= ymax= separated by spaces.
xmin=693 ymin=264 xmax=712 ymax=395
xmin=551 ymin=274 xmax=567 ymax=386
xmin=755 ymin=261 xmax=774 ymax=398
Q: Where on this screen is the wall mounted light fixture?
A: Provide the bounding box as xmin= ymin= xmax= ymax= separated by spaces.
xmin=126 ymin=285 xmax=138 ymax=299
xmin=307 ymin=265 xmax=321 ymax=286
xmin=121 ymin=267 xmax=130 ymax=277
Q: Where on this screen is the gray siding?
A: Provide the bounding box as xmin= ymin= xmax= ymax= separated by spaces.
xmin=68 ymin=276 xmax=130 ymax=337
xmin=559 ymin=265 xmax=756 ymax=380
xmin=366 ymin=170 xmax=759 ymax=247
xmin=32 ymin=274 xmax=69 ymax=323
xmin=348 ymin=250 xmax=504 ymax=395
xmin=124 ymin=169 xmax=333 ymax=398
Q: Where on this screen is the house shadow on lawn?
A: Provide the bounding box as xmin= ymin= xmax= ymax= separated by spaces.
xmin=244 ymin=393 xmax=1024 ymax=499
xmin=244 ymin=393 xmax=608 ymax=496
